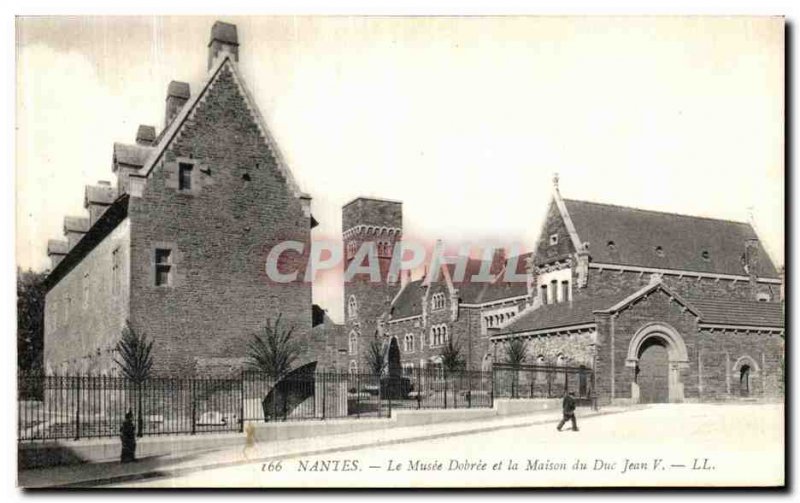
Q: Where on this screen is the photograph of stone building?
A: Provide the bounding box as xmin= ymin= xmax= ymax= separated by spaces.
xmin=15 ymin=15 xmax=785 ymax=488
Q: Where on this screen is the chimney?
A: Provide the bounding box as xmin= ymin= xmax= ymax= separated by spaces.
xmin=135 ymin=125 xmax=156 ymax=146
xmin=47 ymin=240 xmax=69 ymax=269
xmin=84 ymin=181 xmax=118 ymax=226
xmin=63 ymin=216 xmax=90 ymax=250
xmin=208 ymin=21 xmax=239 ymax=70
xmin=165 ymin=81 xmax=190 ymax=128
xmin=743 ymin=238 xmax=760 ymax=287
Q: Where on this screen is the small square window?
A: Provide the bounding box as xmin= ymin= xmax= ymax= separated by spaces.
xmin=179 ymin=163 xmax=193 ymax=191
xmin=155 ymin=248 xmax=172 ymax=286
xmin=549 ymin=234 xmax=559 ymax=246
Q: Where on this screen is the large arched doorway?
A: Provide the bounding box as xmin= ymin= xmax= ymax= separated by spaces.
xmin=739 ymin=365 xmax=751 ymax=397
xmin=626 ymin=323 xmax=689 ymax=403
xmin=636 ymin=338 xmax=670 ymax=403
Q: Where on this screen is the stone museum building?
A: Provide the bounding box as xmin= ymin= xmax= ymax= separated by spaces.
xmin=43 ymin=21 xmax=328 ymax=376
xmin=42 ymin=20 xmax=784 ymax=404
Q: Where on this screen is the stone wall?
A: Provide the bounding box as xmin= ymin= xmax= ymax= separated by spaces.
xmin=44 ymin=219 xmax=131 ymax=374
xmin=128 ymin=66 xmax=313 ymax=376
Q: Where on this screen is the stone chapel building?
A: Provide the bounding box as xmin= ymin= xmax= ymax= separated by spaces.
xmin=489 ymin=179 xmax=784 ymax=404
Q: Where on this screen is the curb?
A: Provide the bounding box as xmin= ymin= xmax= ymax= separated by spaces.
xmin=40 ymin=407 xmax=636 ymax=488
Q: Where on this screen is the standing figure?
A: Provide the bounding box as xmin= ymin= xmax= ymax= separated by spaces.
xmin=120 ymin=409 xmax=137 ymax=462
xmin=556 ymin=391 xmax=579 ymax=432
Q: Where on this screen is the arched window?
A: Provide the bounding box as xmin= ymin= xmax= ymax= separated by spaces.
xmin=349 ymin=330 xmax=358 ymax=355
xmin=540 ymin=284 xmax=548 ymax=304
xmin=561 ymin=280 xmax=570 ymax=302
xmin=556 ymin=353 xmax=566 ymax=366
xmin=431 ymin=293 xmax=445 ymax=311
xmin=347 ymin=295 xmax=358 ymax=319
xmin=550 ymin=280 xmax=558 ymax=304
xmin=404 ymin=334 xmax=415 ymax=353
xmin=349 ymin=360 xmax=358 ymax=374
xmin=430 ymin=324 xmax=448 ymax=346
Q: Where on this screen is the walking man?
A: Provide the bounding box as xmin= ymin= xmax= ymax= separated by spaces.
xmin=557 ymin=391 xmax=579 ymax=431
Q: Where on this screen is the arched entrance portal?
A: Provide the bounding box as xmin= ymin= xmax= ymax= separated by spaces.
xmin=739 ymin=365 xmax=751 ymax=397
xmin=626 ymin=323 xmax=689 ymax=403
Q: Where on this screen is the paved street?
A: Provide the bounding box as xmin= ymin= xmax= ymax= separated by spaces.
xmin=111 ymin=403 xmax=783 ymax=488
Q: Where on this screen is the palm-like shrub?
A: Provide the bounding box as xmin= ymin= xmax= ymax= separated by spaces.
xmin=438 ymin=336 xmax=465 ymax=407
xmin=364 ymin=338 xmax=386 ymax=379
xmin=440 ymin=336 xmax=465 ymax=374
xmin=503 ymin=338 xmax=528 ymax=398
xmin=114 ymin=320 xmax=154 ymax=436
xmin=246 ymin=314 xmax=300 ymax=379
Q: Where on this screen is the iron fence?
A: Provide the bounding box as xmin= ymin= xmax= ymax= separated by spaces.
xmin=18 ymin=364 xmax=590 ymax=442
xmin=492 ymin=363 xmax=594 ymax=403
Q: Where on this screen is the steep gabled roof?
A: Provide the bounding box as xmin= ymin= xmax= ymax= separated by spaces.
xmin=595 ymin=280 xmax=702 ymax=318
xmin=563 ymin=199 xmax=779 ymax=278
xmin=390 ymin=279 xmax=425 ymax=319
xmin=137 ymin=54 xmax=306 ymax=199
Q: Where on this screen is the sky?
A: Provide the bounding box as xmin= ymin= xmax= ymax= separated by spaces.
xmin=15 ymin=16 xmax=784 ymax=323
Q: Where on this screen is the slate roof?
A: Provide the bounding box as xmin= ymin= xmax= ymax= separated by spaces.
xmin=113 ymin=143 xmax=154 ymax=168
xmin=685 ymin=296 xmax=784 ymax=328
xmin=495 ymin=290 xmax=637 ymax=336
xmin=389 ymin=254 xmax=531 ymax=320
xmin=496 ymin=285 xmax=784 ymax=337
xmin=391 ymin=279 xmax=425 ymax=319
xmin=45 ymin=195 xmax=130 ymax=291
xmin=563 ymin=199 xmax=779 ymax=279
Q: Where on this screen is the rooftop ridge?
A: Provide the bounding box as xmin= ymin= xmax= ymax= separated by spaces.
xmin=562 ymin=198 xmax=753 ymax=229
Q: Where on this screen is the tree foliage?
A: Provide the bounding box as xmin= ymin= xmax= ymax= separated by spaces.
xmin=504 ymin=338 xmax=528 ymax=367
xmin=17 ymin=269 xmax=46 ymax=373
xmin=440 ymin=336 xmax=466 ymax=373
xmin=114 ymin=320 xmax=155 ymax=383
xmin=364 ymin=338 xmax=386 ymax=378
xmin=246 ymin=314 xmax=301 ymax=379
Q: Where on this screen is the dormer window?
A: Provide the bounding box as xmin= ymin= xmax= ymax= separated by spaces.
xmin=549 ymin=234 xmax=559 ymax=246
xmin=607 ymin=241 xmax=616 ymax=251
xmin=701 ymin=250 xmax=710 ymax=261
xmin=179 ymin=163 xmax=193 ymax=191
xmin=654 ymin=246 xmax=665 ymax=257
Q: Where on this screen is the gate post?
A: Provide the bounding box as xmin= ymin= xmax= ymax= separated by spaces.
xmin=321 ymin=373 xmax=326 ymax=420
xmin=191 ymin=380 xmax=196 ymax=435
xmin=239 ymin=371 xmax=244 ymax=433
xmin=490 ymin=368 xmax=495 ymax=408
xmin=74 ymin=375 xmax=81 ymax=441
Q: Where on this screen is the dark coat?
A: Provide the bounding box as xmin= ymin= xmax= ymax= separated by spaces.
xmin=562 ymin=395 xmax=576 ymax=415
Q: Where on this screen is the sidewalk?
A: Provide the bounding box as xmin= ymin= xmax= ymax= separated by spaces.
xmin=19 ymin=405 xmax=636 ymax=488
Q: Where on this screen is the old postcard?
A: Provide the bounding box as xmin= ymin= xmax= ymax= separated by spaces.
xmin=15 ymin=15 xmax=785 ymax=488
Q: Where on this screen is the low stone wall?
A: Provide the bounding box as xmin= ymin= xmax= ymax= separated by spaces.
xmin=18 ymin=398 xmax=563 ymax=470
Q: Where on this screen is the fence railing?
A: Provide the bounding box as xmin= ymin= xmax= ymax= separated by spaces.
xmin=492 ymin=363 xmax=594 ymax=403
xmin=18 ymin=364 xmax=590 ymax=442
